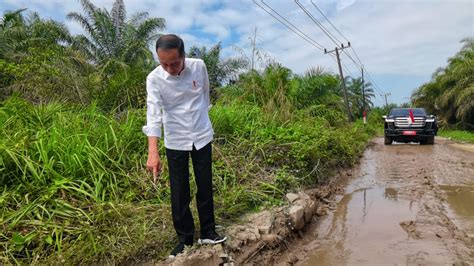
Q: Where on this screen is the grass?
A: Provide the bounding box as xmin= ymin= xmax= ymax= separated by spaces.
xmin=0 ymin=97 xmax=176 ymax=263
xmin=0 ymin=96 xmax=380 ymax=264
xmin=438 ymin=129 xmax=474 ymax=144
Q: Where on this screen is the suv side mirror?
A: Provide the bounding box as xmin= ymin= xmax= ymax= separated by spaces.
xmin=382 ymin=115 xmax=387 ymax=119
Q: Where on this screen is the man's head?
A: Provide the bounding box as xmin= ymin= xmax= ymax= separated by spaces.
xmin=156 ymin=34 xmax=185 ymax=76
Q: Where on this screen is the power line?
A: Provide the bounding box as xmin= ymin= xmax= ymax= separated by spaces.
xmin=341 ymin=60 xmax=355 ymax=78
xmin=254 ymin=0 xmax=325 ymax=51
xmin=359 ymin=67 xmax=384 ymax=96
xmin=365 ymin=69 xmax=385 ymax=95
xmin=307 ymin=0 xmax=362 ymax=69
xmin=295 ymin=0 xmax=369 ymax=95
xmin=256 ymin=0 xmax=354 ymax=89
xmin=374 ymin=96 xmax=385 ymax=107
xmin=310 ymin=0 xmax=386 ymax=96
xmin=342 ymin=49 xmax=361 ymax=69
xmin=372 ymin=85 xmax=385 ymax=96
xmin=255 ymin=0 xmax=387 ymax=100
xmin=368 ymin=76 xmax=383 ymax=93
xmin=310 ymin=0 xmax=349 ymax=43
xmin=349 ymin=46 xmax=364 ymax=67
xmin=296 ymin=0 xmax=367 ymax=86
xmin=294 ymin=0 xmax=342 ymax=46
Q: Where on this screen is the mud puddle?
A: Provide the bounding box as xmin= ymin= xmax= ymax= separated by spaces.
xmin=305 ymin=185 xmax=422 ymax=265
xmin=440 ymin=184 xmax=474 ymax=236
xmin=282 ymin=137 xmax=474 ymax=265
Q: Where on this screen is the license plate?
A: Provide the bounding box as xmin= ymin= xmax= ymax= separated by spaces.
xmin=403 ymin=131 xmax=417 ymax=135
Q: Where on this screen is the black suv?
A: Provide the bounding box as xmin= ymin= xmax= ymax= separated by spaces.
xmin=383 ymin=108 xmax=438 ymax=145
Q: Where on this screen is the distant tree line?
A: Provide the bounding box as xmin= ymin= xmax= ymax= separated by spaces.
xmin=1 ymin=0 xmax=375 ymax=120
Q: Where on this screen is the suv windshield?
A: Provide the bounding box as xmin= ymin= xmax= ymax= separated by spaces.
xmin=389 ymin=108 xmax=427 ymax=117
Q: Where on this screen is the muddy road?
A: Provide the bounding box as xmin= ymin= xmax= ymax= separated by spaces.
xmin=281 ymin=137 xmax=474 ymax=265
xmin=160 ymin=137 xmax=474 ymax=266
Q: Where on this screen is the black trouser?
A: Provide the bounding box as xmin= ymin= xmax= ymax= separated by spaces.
xmin=165 ymin=142 xmax=215 ymax=244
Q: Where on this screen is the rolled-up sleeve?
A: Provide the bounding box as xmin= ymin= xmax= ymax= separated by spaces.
xmin=142 ymin=77 xmax=163 ymax=137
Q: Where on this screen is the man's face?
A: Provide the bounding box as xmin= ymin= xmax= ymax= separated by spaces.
xmin=157 ymin=48 xmax=184 ymax=76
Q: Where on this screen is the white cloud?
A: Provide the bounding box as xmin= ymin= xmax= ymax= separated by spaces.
xmin=1 ymin=0 xmax=472 ymax=104
xmin=337 ymin=0 xmax=357 ymax=11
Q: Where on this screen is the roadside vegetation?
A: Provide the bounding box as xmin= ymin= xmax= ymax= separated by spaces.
xmin=412 ymin=38 xmax=473 ymax=130
xmin=0 ymin=0 xmax=393 ymax=264
xmin=438 ymin=129 xmax=474 ymax=144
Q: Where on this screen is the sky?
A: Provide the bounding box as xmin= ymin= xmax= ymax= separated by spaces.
xmin=1 ymin=0 xmax=473 ymax=106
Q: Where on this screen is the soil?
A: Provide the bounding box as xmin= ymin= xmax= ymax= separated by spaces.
xmin=155 ymin=137 xmax=474 ymax=265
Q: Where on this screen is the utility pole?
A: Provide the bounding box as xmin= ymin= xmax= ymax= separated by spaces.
xmin=361 ymin=67 xmax=365 ymax=112
xmin=362 ymin=67 xmax=366 ymax=125
xmin=325 ymin=42 xmax=353 ymax=122
xmin=251 ymin=27 xmax=257 ymax=70
xmin=382 ymin=93 xmax=391 ymax=109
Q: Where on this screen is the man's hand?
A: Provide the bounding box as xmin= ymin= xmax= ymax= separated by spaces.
xmin=146 ymin=136 xmax=161 ymax=183
xmin=147 ymin=152 xmax=161 ymax=183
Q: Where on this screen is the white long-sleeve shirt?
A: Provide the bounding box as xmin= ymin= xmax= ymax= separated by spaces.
xmin=142 ymin=58 xmax=214 ymax=151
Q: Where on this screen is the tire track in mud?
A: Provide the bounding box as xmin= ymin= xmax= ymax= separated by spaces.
xmin=157 ymin=137 xmax=474 ymax=265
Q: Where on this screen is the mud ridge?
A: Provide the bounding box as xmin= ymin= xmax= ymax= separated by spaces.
xmin=157 ymin=171 xmax=347 ymax=266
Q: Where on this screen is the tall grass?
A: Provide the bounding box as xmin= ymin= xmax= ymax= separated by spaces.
xmin=438 ymin=129 xmax=474 ymax=143
xmin=1 ymin=97 xmax=173 ymax=263
xmin=1 ymin=88 xmax=379 ymax=263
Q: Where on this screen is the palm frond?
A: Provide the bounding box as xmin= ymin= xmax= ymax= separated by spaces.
xmin=79 ymin=0 xmax=98 ymax=18
xmin=127 ymin=12 xmax=149 ymax=26
xmin=66 ymin=12 xmax=94 ymax=37
xmin=133 ymin=17 xmax=165 ymax=42
xmin=111 ymin=0 xmax=126 ymax=44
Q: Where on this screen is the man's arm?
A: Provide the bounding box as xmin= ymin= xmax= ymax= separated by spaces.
xmin=202 ymin=62 xmax=211 ymax=109
xmin=143 ymin=77 xmax=163 ymax=181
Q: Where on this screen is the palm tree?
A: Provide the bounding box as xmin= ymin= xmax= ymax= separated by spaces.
xmin=412 ymin=82 xmax=441 ymax=115
xmin=413 ymin=38 xmax=473 ymax=128
xmin=1 ymin=9 xmax=83 ymax=102
xmin=292 ymin=68 xmax=342 ymax=109
xmin=436 ymin=38 xmax=473 ymax=126
xmin=67 ymin=0 xmax=165 ymax=66
xmin=346 ymin=76 xmax=375 ymax=118
xmin=0 ymin=9 xmax=71 ymax=59
xmin=188 ymin=42 xmax=247 ymax=91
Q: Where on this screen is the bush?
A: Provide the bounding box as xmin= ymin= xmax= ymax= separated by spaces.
xmin=1 ymin=70 xmax=379 ymax=264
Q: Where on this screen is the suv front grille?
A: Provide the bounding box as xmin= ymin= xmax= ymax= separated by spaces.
xmin=394 ymin=117 xmax=425 ymax=128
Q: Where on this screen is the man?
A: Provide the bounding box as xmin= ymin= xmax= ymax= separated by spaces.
xmin=143 ymin=34 xmax=226 ymax=258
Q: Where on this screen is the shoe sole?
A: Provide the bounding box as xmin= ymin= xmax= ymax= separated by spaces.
xmin=198 ymin=236 xmax=227 ymax=245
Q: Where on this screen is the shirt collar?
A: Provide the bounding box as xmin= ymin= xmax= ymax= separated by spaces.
xmin=163 ymin=58 xmax=191 ymax=80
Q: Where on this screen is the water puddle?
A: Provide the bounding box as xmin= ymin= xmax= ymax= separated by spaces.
xmin=305 ymin=186 xmax=420 ymax=265
xmin=440 ymin=184 xmax=474 ymax=235
xmin=299 ymin=139 xmax=473 ymax=265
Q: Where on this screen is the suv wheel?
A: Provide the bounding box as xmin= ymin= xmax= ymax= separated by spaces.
xmin=384 ymin=136 xmax=393 ymax=145
xmin=426 ymin=136 xmax=434 ymax=145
